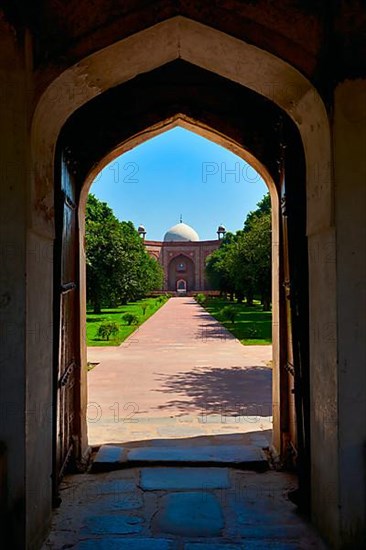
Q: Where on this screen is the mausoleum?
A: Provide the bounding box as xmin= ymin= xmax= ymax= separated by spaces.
xmin=139 ymin=221 xmax=225 ymax=293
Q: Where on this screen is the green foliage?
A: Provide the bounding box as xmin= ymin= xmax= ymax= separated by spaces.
xmin=122 ymin=313 xmax=139 ymax=326
xmin=203 ymin=298 xmax=272 ymax=345
xmin=141 ymin=303 xmax=149 ymax=315
xmin=243 ymin=325 xmax=259 ymax=339
xmin=86 ymin=194 xmax=164 ymax=312
xmin=195 ymin=293 xmax=207 ymax=305
xmin=205 ymin=193 xmax=271 ymax=309
xmin=155 ymin=295 xmax=167 ymax=305
xmin=97 ymin=322 xmax=119 ymax=341
xmin=220 ymin=305 xmax=238 ymax=324
xmin=86 ymin=297 xmax=167 ymax=346
xmin=206 ymin=232 xmax=238 ymax=296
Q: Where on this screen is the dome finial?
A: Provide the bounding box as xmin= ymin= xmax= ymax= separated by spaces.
xmin=180 ymin=213 xmax=183 ymax=223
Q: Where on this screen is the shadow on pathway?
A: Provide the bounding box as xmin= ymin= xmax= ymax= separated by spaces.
xmin=153 ymin=365 xmax=272 ymax=416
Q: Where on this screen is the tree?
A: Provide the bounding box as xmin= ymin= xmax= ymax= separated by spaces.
xmin=244 ymin=193 xmax=271 ymax=231
xmin=237 ymin=210 xmax=271 ymax=309
xmin=221 ymin=305 xmax=238 ymax=324
xmin=205 ymin=232 xmax=237 ymax=298
xmin=97 ymin=322 xmax=119 ymax=341
xmin=86 ymin=194 xmax=164 ymax=312
xmin=122 ymin=313 xmax=139 ymax=326
xmin=195 ymin=293 xmax=207 ymax=305
xmin=205 ymin=193 xmax=271 ymax=309
xmin=86 ymin=194 xmax=122 ymax=313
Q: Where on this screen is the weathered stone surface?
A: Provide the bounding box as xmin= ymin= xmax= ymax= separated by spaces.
xmin=100 ymin=493 xmax=143 ymax=511
xmin=127 ymin=445 xmax=267 ymax=470
xmin=184 ymin=544 xmax=245 ymax=550
xmin=76 ymin=538 xmax=173 ymax=549
xmin=140 ymin=467 xmax=230 ymax=490
xmin=42 ymin=469 xmax=326 ymax=549
xmin=154 ymin=492 xmax=224 ymax=536
xmin=82 ymin=515 xmax=143 ymax=535
xmin=185 ymin=543 xmax=303 ymax=550
xmin=92 ymin=446 xmax=125 ymax=471
xmin=94 ymin=479 xmax=136 ymax=495
xmin=236 ymin=524 xmax=308 ymax=539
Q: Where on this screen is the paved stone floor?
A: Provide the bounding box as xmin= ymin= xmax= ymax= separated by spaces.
xmin=44 ymin=301 xmax=328 ymax=548
xmin=42 ymin=467 xmax=327 ymax=549
xmin=87 ymin=298 xmax=272 ymax=446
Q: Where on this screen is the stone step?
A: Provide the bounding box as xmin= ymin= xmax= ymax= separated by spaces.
xmin=92 ymin=443 xmax=268 ymax=472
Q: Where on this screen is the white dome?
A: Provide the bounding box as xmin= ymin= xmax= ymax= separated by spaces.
xmin=164 ymin=222 xmax=200 ymax=242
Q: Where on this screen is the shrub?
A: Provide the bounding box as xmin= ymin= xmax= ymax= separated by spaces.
xmin=97 ymin=322 xmax=119 ymax=341
xmin=220 ymin=305 xmax=238 ymax=324
xmin=141 ymin=303 xmax=148 ymax=315
xmin=195 ymin=293 xmax=206 ymax=305
xmin=122 ymin=313 xmax=139 ymax=326
xmin=244 ymin=326 xmax=259 ymax=338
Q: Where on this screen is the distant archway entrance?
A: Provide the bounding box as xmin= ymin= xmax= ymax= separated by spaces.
xmin=176 ymin=278 xmax=187 ymax=292
xmin=168 ymin=254 xmax=195 ymax=291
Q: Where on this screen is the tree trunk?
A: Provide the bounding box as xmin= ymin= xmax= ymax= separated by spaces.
xmin=262 ymin=296 xmax=271 ymax=311
xmin=246 ymin=290 xmax=254 ymax=306
xmin=93 ymin=301 xmax=101 ymax=314
xmin=236 ymin=292 xmax=244 ymax=303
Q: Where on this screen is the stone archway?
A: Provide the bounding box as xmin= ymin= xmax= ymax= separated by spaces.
xmin=176 ymin=279 xmax=187 ymax=292
xmin=168 ymin=254 xmax=196 ymax=292
xmin=77 ymin=113 xmax=283 ymax=461
xmin=28 ymin=16 xmax=336 ymax=546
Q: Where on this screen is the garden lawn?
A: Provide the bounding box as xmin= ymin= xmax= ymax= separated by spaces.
xmin=202 ymin=298 xmax=272 ymax=345
xmin=86 ymin=296 xmax=168 ymax=346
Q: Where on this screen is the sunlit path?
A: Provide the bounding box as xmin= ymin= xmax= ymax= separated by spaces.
xmin=88 ymin=297 xmax=272 ymax=446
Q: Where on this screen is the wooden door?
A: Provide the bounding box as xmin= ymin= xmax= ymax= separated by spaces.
xmin=53 ymin=152 xmax=80 ymax=498
xmin=279 ymin=133 xmax=310 ymax=511
xmin=280 ymin=184 xmax=297 ymax=453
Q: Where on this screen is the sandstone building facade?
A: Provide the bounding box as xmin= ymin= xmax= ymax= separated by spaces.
xmin=140 ymin=222 xmax=224 ymax=293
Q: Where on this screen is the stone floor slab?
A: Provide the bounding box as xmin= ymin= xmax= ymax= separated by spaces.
xmin=75 ymin=538 xmax=174 ymax=549
xmin=93 ymin=479 xmax=136 ymax=495
xmin=140 ymin=467 xmax=230 ymax=490
xmin=184 ymin=544 xmax=245 ymax=550
xmin=236 ymin=524 xmax=309 ymax=539
xmin=42 ymin=468 xmax=327 ymax=549
xmin=82 ymin=515 xmax=143 ymax=535
xmin=185 ymin=543 xmax=307 ymax=550
xmin=154 ymin=492 xmax=224 ymax=536
xmin=127 ymin=444 xmax=267 ymax=470
xmin=96 ymin=493 xmax=143 ymax=511
xmin=92 ymin=445 xmax=126 ymax=471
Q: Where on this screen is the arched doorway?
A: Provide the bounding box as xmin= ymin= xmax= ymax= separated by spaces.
xmin=168 ymin=254 xmax=195 ymax=292
xmin=28 ymin=16 xmax=338 ymax=547
xmin=176 ymin=279 xmax=187 ymax=293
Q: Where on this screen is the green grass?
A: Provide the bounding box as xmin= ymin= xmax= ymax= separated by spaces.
xmin=202 ymin=297 xmax=272 ymax=345
xmin=86 ymin=296 xmax=168 ymax=346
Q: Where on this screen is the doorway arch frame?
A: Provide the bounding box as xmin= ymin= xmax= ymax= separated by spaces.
xmin=78 ymin=114 xmax=281 ymax=451
xmin=29 ymin=15 xmax=336 ymax=541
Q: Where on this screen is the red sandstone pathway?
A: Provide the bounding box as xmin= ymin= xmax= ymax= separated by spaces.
xmin=87 ymin=297 xmax=272 ymax=446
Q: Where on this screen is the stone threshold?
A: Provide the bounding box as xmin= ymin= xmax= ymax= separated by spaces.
xmin=91 ymin=443 xmax=268 ymax=473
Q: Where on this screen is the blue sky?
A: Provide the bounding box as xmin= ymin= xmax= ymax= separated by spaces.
xmin=89 ymin=127 xmax=268 ymax=241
